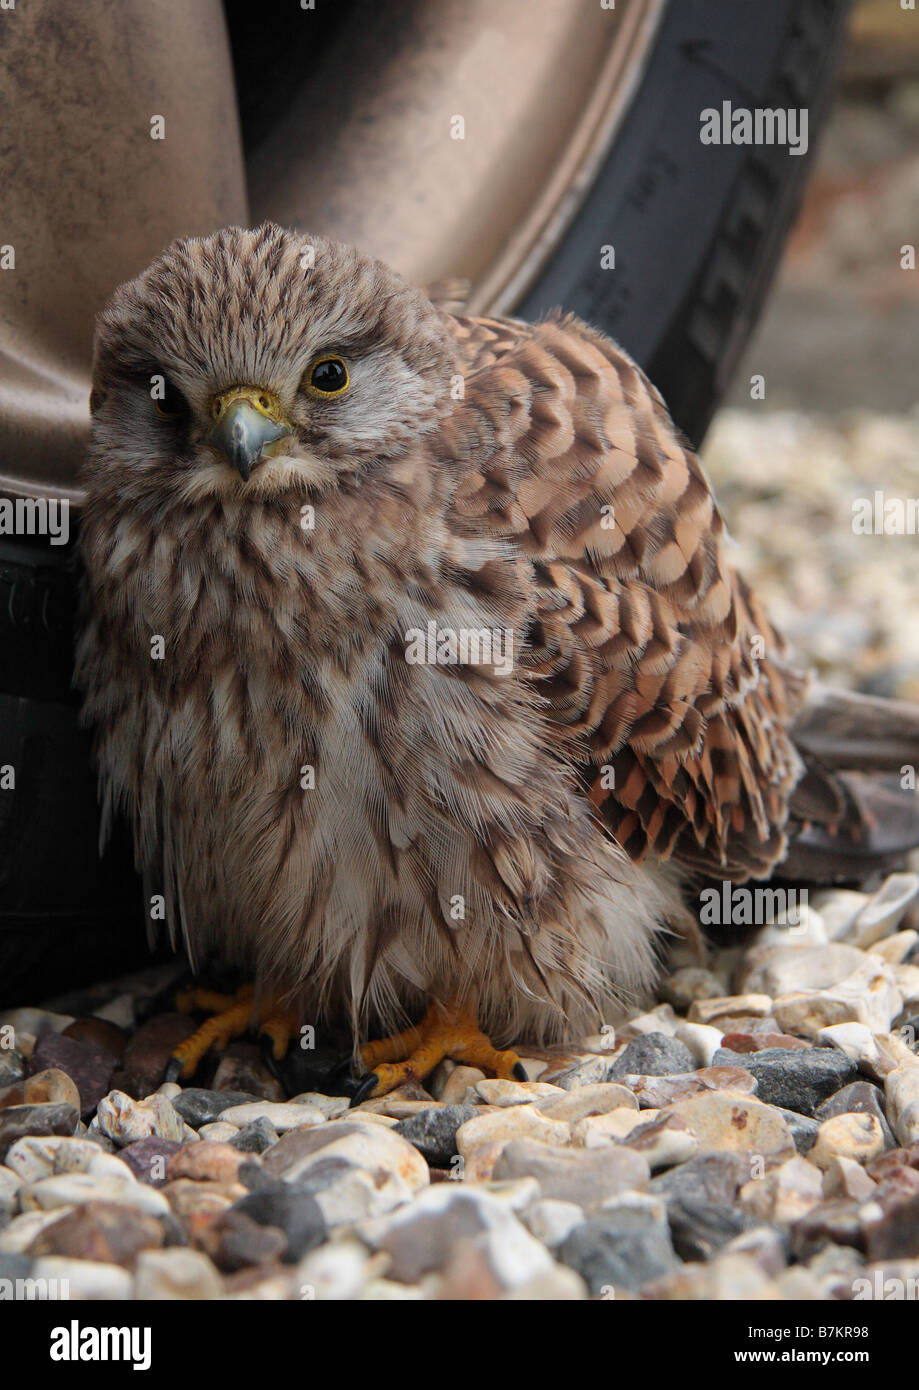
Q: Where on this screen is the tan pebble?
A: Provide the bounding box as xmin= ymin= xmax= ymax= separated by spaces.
xmin=751 ymin=904 xmax=828 ymax=950
xmin=522 ymin=1198 xmax=584 ymax=1248
xmin=664 ymin=1090 xmax=795 ymax=1160
xmin=216 ymin=1100 xmax=325 ymax=1131
xmin=772 ymin=957 xmax=903 ymax=1039
xmin=0 ymin=1207 xmax=77 ymax=1253
xmin=739 ymin=1156 xmax=824 ymax=1223
xmin=31 ymin=1254 xmax=133 ymax=1300
xmin=539 ymin=1055 xmax=616 ymax=1087
xmin=644 ymin=1251 xmax=776 ymax=1300
xmin=96 ymin=1091 xmax=184 ymax=1145
xmin=809 ymin=890 xmax=867 ymax=941
xmin=616 ymin=1113 xmax=699 ymax=1168
xmin=4 ymin=1135 xmax=120 ymax=1184
xmin=741 ymin=943 xmax=867 ymax=997
xmin=288 ymin=1092 xmax=350 ymax=1120
xmin=884 ymin=1066 xmax=919 ymax=1147
xmin=166 ymin=1141 xmax=246 ymax=1184
xmin=775 ymin=1266 xmax=825 ymax=1299
xmin=24 ymin=1069 xmax=82 ymax=1112
xmin=810 ymin=1113 xmax=885 ymax=1170
xmin=197 ymin=1121 xmax=240 ymax=1142
xmin=868 ymin=931 xmax=919 ymax=965
xmin=163 ymin=1178 xmax=245 ymax=1228
xmin=347 ymin=1110 xmax=400 ymax=1128
xmin=536 ymin=1083 xmax=638 ymax=1123
xmin=823 ymin=1155 xmax=877 ymax=1201
xmin=20 ymin=1173 xmax=170 ymax=1218
xmin=479 ymin=1176 xmax=542 ymax=1209
xmin=473 ymin=1079 xmax=565 ymax=1107
xmin=893 ymin=963 xmax=919 ymax=1007
xmin=438 ymin=1066 xmax=486 ymax=1106
xmin=674 ymin=1021 xmax=724 ymax=1067
xmin=617 ymin=1004 xmax=680 ymax=1039
xmin=873 ymin=1033 xmax=919 ymax=1078
xmin=688 ymin=994 xmax=774 ymax=1026
xmin=851 ymin=873 xmax=919 ymax=948
xmin=816 ymin=1022 xmax=881 ymax=1069
xmin=134 ymin=1247 xmax=222 ymax=1300
xmin=459 ymin=1140 xmax=505 ymax=1183
xmin=456 ymin=1105 xmax=569 ymax=1159
xmin=572 ymin=1108 xmax=655 ymax=1147
xmin=357 ymin=1097 xmax=441 ymax=1119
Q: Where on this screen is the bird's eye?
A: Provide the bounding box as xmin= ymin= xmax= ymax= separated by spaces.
xmin=152 ymin=377 xmax=189 ymax=419
xmin=306 ymin=356 xmax=349 ymax=398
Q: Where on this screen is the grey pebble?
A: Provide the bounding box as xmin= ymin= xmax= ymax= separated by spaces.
xmin=776 ymin=1109 xmax=820 ymax=1155
xmin=607 ymin=1033 xmax=697 ymax=1080
xmin=558 ymin=1198 xmax=677 ymax=1294
xmin=650 ymin=1151 xmax=748 ymax=1206
xmin=230 ymin=1117 xmax=280 ymax=1154
xmin=0 ymin=1251 xmax=34 ymax=1282
xmin=665 ymin=1196 xmax=759 ymax=1262
xmin=0 ymin=1103 xmax=79 ymax=1162
xmin=231 ymin=1186 xmax=326 ymax=1262
xmin=492 ymin=1138 xmax=649 ymax=1212
xmin=712 ymin=1046 xmax=857 ymax=1116
xmin=171 ymin=1088 xmax=261 ymax=1128
xmin=0 ymin=1053 xmax=26 ymax=1089
xmin=393 ymin=1104 xmax=478 ymax=1167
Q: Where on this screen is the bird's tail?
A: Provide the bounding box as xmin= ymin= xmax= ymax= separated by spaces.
xmin=781 ymin=682 xmax=919 ymax=882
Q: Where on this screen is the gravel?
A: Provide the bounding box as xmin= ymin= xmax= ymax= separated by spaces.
xmin=1 ymin=867 xmax=918 ymax=1298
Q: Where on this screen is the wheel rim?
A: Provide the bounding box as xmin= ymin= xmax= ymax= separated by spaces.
xmin=248 ymin=0 xmax=668 ymax=315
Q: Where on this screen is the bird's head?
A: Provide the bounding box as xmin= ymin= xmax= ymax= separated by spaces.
xmin=87 ymin=223 xmax=461 ymax=504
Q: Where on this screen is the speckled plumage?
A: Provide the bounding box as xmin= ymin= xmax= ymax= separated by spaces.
xmin=77 ymin=223 xmax=810 ymax=1051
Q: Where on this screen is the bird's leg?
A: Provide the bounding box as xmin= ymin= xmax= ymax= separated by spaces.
xmin=165 ymin=982 xmax=299 ymax=1081
xmin=350 ymin=1000 xmax=527 ymax=1105
xmin=359 ymin=1019 xmax=424 ymax=1067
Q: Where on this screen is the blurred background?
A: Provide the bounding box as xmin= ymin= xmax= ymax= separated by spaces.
xmin=708 ymin=0 xmax=919 ymax=701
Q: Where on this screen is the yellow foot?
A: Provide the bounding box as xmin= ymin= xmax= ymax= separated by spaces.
xmin=164 ymin=983 xmax=299 ymax=1082
xmin=351 ymin=1001 xmax=526 ymax=1105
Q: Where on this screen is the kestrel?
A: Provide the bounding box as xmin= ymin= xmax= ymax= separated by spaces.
xmin=76 ymin=223 xmax=919 ymax=1098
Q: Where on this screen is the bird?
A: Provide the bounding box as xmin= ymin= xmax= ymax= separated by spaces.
xmin=76 ymin=222 xmax=919 ymax=1101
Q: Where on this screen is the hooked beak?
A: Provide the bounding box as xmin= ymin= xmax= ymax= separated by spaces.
xmin=209 ymin=387 xmax=291 ymax=480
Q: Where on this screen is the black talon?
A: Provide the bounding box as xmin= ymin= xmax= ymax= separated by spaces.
xmin=348 ymin=1071 xmax=380 ymax=1108
xmin=259 ymin=1032 xmax=284 ymax=1079
xmin=512 ymin=1062 xmax=528 ymax=1082
xmin=163 ymin=1056 xmax=184 ymax=1085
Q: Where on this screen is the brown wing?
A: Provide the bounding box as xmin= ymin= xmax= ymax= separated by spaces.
xmin=443 ymin=311 xmax=806 ymax=880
